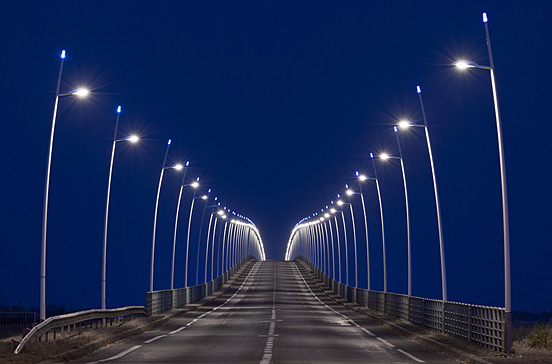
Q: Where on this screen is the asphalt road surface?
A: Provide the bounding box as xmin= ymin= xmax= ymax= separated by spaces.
xmin=73 ymin=261 xmax=456 ymax=363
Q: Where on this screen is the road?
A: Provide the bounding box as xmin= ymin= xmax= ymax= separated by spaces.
xmin=74 ymin=261 xmax=456 ymax=363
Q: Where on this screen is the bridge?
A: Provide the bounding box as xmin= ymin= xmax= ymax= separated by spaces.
xmin=5 ymin=9 xmax=518 ymax=364
xmin=66 ymin=261 xmax=451 ymax=363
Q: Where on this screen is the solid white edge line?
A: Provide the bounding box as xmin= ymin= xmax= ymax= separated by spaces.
xmin=97 ymin=345 xmax=142 ymax=362
xmin=169 ymin=326 xmax=186 ymax=334
xmin=144 ymin=334 xmax=167 ymax=344
xmin=397 ymin=349 xmax=425 ymax=363
xmin=376 ymin=337 xmax=396 ymax=348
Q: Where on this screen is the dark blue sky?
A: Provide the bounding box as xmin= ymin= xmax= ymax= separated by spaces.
xmin=1 ymin=1 xmax=551 ymax=313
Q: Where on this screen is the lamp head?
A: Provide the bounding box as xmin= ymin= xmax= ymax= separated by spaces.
xmin=370 ymin=152 xmax=374 ymax=159
xmin=330 ymin=208 xmax=337 ymax=214
xmin=482 ymin=12 xmax=488 ymax=23
xmin=359 ymin=174 xmax=367 ymax=181
xmin=167 ymin=139 xmax=172 ymax=145
xmin=126 ymin=135 xmax=140 ymax=143
xmin=191 ymin=181 xmax=199 ymax=188
xmin=73 ymin=88 xmax=90 ymax=97
xmin=173 ymin=164 xmax=183 ymax=171
xmin=217 ymin=210 xmax=224 ymax=216
xmin=185 ymin=161 xmax=190 ymax=167
xmin=416 ymin=85 xmax=421 ymax=94
xmin=324 ymin=213 xmax=330 ymax=218
xmin=398 ymin=120 xmax=411 ymax=129
xmin=380 ymin=153 xmax=390 ymax=160
xmin=455 ymin=60 xmax=476 ymax=69
xmin=201 ymin=195 xmax=208 ymax=200
xmin=117 ymin=105 xmax=122 ymax=113
xmin=337 ymin=200 xmax=344 ymax=206
xmin=345 ymin=189 xmax=354 ymax=196
xmin=61 ymin=50 xmax=66 ymax=59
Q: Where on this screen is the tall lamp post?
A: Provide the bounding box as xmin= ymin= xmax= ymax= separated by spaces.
xmin=102 ymin=106 xmax=139 ymax=311
xmin=355 ymin=172 xmax=371 ymax=290
xmin=454 ymin=12 xmax=511 ymax=351
xmin=397 ymin=87 xmax=447 ymax=304
xmin=392 ymin=128 xmax=412 ymax=297
xmin=369 ymin=153 xmax=387 ymax=295
xmin=343 ymin=187 xmax=359 ymax=288
xmin=150 ymin=139 xmax=183 ymax=292
xmin=40 ymin=50 xmax=90 ymax=320
xmin=170 ymin=161 xmax=190 ymax=290
xmin=184 ymin=178 xmax=201 ymax=287
xmin=196 ymin=190 xmax=211 ymax=285
xmin=377 ymin=150 xmax=411 ymax=297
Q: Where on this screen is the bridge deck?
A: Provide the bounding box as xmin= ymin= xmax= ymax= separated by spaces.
xmin=76 ymin=261 xmax=455 ymax=363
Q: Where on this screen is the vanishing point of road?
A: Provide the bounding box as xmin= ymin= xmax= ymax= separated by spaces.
xmin=75 ymin=261 xmax=454 ymax=363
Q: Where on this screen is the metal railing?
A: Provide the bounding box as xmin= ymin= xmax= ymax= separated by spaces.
xmin=0 ymin=311 xmax=39 ymax=339
xmin=300 ymin=258 xmax=506 ymax=352
xmin=146 ymin=256 xmax=254 ymax=315
xmin=14 ymin=306 xmax=146 ymax=354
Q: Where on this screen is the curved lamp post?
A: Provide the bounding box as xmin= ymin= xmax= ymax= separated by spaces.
xmin=336 ymin=199 xmax=349 ymax=286
xmin=355 ymin=172 xmax=371 ymax=290
xmin=455 ymin=13 xmax=511 ymax=350
xmin=170 ymin=161 xmax=190 ymax=290
xmin=343 ymin=187 xmax=359 ymax=288
xmin=369 ymin=153 xmax=387 ymax=294
xmin=184 ymin=177 xmax=202 ymax=287
xmin=102 ymin=105 xmax=139 ymax=311
xmin=40 ymin=50 xmax=90 ymax=320
xmin=195 ymin=190 xmax=211 ymax=285
xmin=397 ymin=87 xmax=447 ymax=303
xmin=150 ymin=139 xmax=183 ymax=292
xmin=391 ymin=128 xmax=413 ymax=297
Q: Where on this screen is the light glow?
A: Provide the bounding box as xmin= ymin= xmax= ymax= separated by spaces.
xmin=330 ymin=208 xmax=337 ymax=213
xmin=117 ymin=105 xmax=122 ymax=113
xmin=185 ymin=161 xmax=190 ymax=167
xmin=173 ymin=164 xmax=183 ymax=171
xmin=359 ymin=174 xmax=367 ymax=181
xmin=455 ymin=60 xmax=475 ymax=69
xmin=201 ymin=195 xmax=208 ymax=200
xmin=380 ymin=153 xmax=390 ymax=160
xmin=398 ymin=120 xmax=411 ymax=129
xmin=127 ymin=135 xmax=139 ymax=143
xmin=61 ymin=50 xmax=66 ymax=59
xmin=417 ymin=85 xmax=421 ymax=94
xmin=324 ymin=213 xmax=330 ymax=218
xmin=217 ymin=210 xmax=224 ymax=216
xmin=191 ymin=181 xmax=199 ymax=188
xmin=370 ymin=152 xmax=374 ymax=158
xmin=337 ymin=200 xmax=344 ymax=206
xmin=168 ymin=139 xmax=172 ymax=145
xmin=73 ymin=88 xmax=90 ymax=97
xmin=346 ymin=189 xmax=354 ymax=196
xmin=482 ymin=12 xmax=488 ymax=23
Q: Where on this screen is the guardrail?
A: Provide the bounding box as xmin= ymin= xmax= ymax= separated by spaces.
xmin=14 ymin=306 xmax=146 ymax=354
xmin=299 ymin=257 xmax=506 ymax=352
xmin=146 ymin=256 xmax=254 ymax=315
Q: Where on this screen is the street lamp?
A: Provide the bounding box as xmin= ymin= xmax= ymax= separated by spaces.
xmin=455 ymin=12 xmax=511 ymax=350
xmin=40 ymin=50 xmax=90 ymax=320
xmin=369 ymin=153 xmax=388 ymax=294
xmin=196 ymin=189 xmax=211 ymax=285
xmin=396 ymin=86 xmax=447 ymax=305
xmin=184 ymin=177 xmax=201 ymax=287
xmin=335 ymin=197 xmax=349 ymax=286
xmin=150 ymin=138 xmax=183 ymax=292
xmin=344 ymin=185 xmax=359 ymax=288
xmin=170 ymin=161 xmax=190 ymax=290
xmin=391 ymin=127 xmax=413 ymax=297
xmin=355 ymin=171 xmax=371 ymax=290
xmin=102 ymin=105 xmax=139 ymax=312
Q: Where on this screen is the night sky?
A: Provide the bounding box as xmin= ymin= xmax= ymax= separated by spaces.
xmin=2 ymin=1 xmax=551 ymax=314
